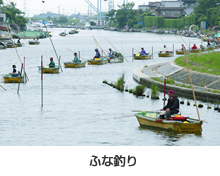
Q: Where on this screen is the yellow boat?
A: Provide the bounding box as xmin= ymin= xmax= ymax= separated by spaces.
xmin=16 ymin=43 xmax=23 ymax=47
xmin=201 ymin=48 xmax=208 ymax=52
xmin=59 ymin=33 xmax=67 ymax=36
xmin=64 ymin=61 xmax=86 ymax=68
xmin=190 ymin=49 xmax=200 ymax=53
xmin=3 ymin=74 xmax=24 ymax=83
xmin=29 ymin=41 xmax=40 ymax=45
xmin=215 ymin=45 xmax=219 ymax=49
xmin=207 ymin=46 xmax=214 ymax=51
xmin=175 ymin=50 xmax=190 ymax=55
xmin=134 ymin=53 xmax=152 ymax=60
xmin=87 ymin=57 xmax=108 ymax=65
xmin=0 ymin=45 xmax=6 ymax=49
xmin=6 ymin=43 xmax=17 ymax=48
xmin=135 ymin=111 xmax=203 ymax=133
xmin=38 ymin=65 xmax=59 ymax=74
xmin=158 ymin=51 xmax=173 ymax=57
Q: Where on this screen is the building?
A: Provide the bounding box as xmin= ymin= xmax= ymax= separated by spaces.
xmin=138 ymin=2 xmax=161 ymax=11
xmin=182 ymin=0 xmax=197 ymax=7
xmin=0 ymin=12 xmax=8 ymax=31
xmin=155 ymin=1 xmax=186 ymax=19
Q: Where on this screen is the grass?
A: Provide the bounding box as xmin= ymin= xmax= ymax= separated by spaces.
xmin=175 ymin=51 xmax=220 ymax=75
xmin=116 ymin=72 xmax=125 ymax=91
xmin=151 ymin=82 xmax=159 ymax=99
xmin=133 ymin=85 xmax=146 ymax=96
xmin=152 ymin=77 xmax=174 ymax=85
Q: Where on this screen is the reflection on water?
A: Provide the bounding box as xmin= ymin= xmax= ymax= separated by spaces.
xmin=0 ymin=28 xmax=220 ymax=146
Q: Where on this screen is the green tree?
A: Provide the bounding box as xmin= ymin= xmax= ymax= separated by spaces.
xmin=59 ymin=16 xmax=68 ymax=23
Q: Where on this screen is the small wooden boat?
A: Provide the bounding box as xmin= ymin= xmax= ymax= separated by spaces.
xmin=38 ymin=65 xmax=59 ymax=74
xmin=0 ymin=42 xmax=6 ymax=49
xmin=207 ymin=46 xmax=214 ymax=51
xmin=3 ymin=74 xmax=24 ymax=83
xmin=87 ymin=57 xmax=108 ymax=65
xmin=215 ymin=45 xmax=219 ymax=49
xmin=59 ymin=33 xmax=67 ymax=36
xmin=190 ymin=49 xmax=201 ymax=53
xmin=134 ymin=53 xmax=152 ymax=60
xmin=68 ymin=30 xmax=75 ymax=34
xmin=6 ymin=43 xmax=17 ymax=48
xmin=64 ymin=61 xmax=86 ymax=68
xmin=175 ymin=50 xmax=190 ymax=55
xmin=158 ymin=51 xmax=173 ymax=57
xmin=200 ymin=48 xmax=208 ymax=52
xmin=29 ymin=41 xmax=40 ymax=45
xmin=16 ymin=43 xmax=23 ymax=47
xmin=135 ymin=111 xmax=203 ymax=133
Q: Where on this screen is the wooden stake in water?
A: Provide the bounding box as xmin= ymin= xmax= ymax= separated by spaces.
xmin=173 ymin=44 xmax=174 ymax=57
xmin=41 ymin=56 xmax=43 ymax=108
xmin=0 ymin=85 xmax=6 ymax=91
xmin=17 ymin=63 xmax=23 ymax=94
xmin=164 ymin=78 xmax=166 ymax=106
xmin=152 ymin=46 xmax=153 ymax=59
xmin=132 ymin=48 xmax=134 ymax=62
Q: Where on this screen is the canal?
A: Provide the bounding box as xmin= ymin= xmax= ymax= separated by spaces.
xmin=0 ymin=28 xmax=219 ymax=146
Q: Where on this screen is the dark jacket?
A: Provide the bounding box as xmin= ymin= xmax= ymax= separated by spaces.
xmin=163 ymin=95 xmax=179 ymax=111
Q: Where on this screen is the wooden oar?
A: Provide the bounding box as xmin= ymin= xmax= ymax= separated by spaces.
xmin=5 ymin=23 xmax=29 ymax=81
xmin=67 ymin=48 xmax=94 ymax=67
xmin=0 ymin=85 xmax=6 ymax=91
xmin=105 ymin=38 xmax=128 ymax=62
xmin=183 ymin=48 xmax=201 ymax=121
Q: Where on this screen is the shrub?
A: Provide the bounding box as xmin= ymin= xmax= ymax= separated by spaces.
xmin=134 ymin=85 xmax=146 ymax=96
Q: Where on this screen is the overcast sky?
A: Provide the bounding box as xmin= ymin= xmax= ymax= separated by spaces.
xmin=3 ymin=0 xmax=161 ymax=17
xmin=3 ymin=0 xmax=177 ymax=17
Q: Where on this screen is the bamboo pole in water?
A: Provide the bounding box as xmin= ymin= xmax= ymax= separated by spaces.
xmin=5 ymin=23 xmax=29 ymax=81
xmin=43 ymin=21 xmax=63 ymax=72
xmin=17 ymin=63 xmax=23 ymax=94
xmin=183 ymin=48 xmax=201 ymax=121
xmin=41 ymin=56 xmax=43 ymax=108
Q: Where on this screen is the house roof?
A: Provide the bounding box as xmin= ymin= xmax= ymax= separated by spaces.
xmin=159 ymin=1 xmax=186 ymax=8
xmin=148 ymin=2 xmax=161 ymax=7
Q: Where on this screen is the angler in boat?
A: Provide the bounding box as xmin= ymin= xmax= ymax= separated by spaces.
xmin=73 ymin=52 xmax=79 ymax=63
xmin=181 ymin=44 xmax=185 ymax=51
xmin=10 ymin=65 xmax=17 ymax=74
xmin=192 ymin=44 xmax=197 ymax=50
xmin=107 ymin=48 xmax=114 ymax=58
xmin=163 ymin=45 xmax=168 ymax=51
xmin=17 ymin=38 xmax=21 ymax=43
xmin=139 ymin=47 xmax=146 ymax=56
xmin=160 ymin=90 xmax=180 ymax=120
xmin=49 ymin=57 xmax=55 ymax=68
xmin=93 ymin=48 xmax=100 ymax=60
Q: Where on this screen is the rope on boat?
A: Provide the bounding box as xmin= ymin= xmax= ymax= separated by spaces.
xmin=5 ymin=23 xmax=29 ymax=81
xmin=43 ymin=21 xmax=63 ymax=72
xmin=183 ymin=48 xmax=201 ymax=121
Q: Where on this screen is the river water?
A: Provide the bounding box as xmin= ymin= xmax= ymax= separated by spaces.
xmin=0 ymin=28 xmax=220 ymax=146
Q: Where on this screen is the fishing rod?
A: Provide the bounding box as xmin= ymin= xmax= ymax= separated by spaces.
xmin=105 ymin=38 xmax=128 ymax=62
xmin=0 ymin=85 xmax=6 ymax=91
xmin=92 ymin=36 xmax=102 ymax=60
xmin=92 ymin=36 xmax=107 ymax=58
xmin=43 ymin=21 xmax=63 ymax=72
xmin=67 ymin=48 xmax=94 ymax=67
xmin=159 ymin=36 xmax=170 ymax=51
xmin=179 ymin=35 xmax=190 ymax=49
xmin=5 ymin=23 xmax=29 ymax=81
xmin=183 ymin=48 xmax=201 ymax=121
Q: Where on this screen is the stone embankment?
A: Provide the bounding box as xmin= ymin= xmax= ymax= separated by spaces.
xmin=133 ymin=61 xmax=220 ymax=103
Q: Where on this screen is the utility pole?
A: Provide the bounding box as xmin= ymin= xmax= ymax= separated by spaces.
xmin=58 ymin=6 xmax=60 ymax=22
xmin=24 ymin=0 xmax=27 ymax=16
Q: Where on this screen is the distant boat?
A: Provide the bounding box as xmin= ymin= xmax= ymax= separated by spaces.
xmin=38 ymin=65 xmax=59 ymax=74
xmin=64 ymin=61 xmax=86 ymax=68
xmin=4 ymin=73 xmax=24 ymax=83
xmin=87 ymin=57 xmax=108 ymax=65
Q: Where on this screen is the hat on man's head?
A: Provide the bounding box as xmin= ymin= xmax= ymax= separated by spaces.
xmin=167 ymin=90 xmax=175 ymax=95
xmin=12 ymin=65 xmax=16 ymax=68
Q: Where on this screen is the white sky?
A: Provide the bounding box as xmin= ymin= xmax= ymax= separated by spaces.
xmin=3 ymin=0 xmax=163 ymax=17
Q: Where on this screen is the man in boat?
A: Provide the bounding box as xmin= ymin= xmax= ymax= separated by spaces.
xmin=139 ymin=48 xmax=146 ymax=56
xmin=17 ymin=38 xmax=21 ymax=44
xmin=11 ymin=65 xmax=17 ymax=74
xmin=180 ymin=44 xmax=185 ymax=51
xmin=161 ymin=90 xmax=180 ymax=119
xmin=73 ymin=53 xmax=79 ymax=63
xmin=93 ymin=48 xmax=100 ymax=60
xmin=49 ymin=57 xmax=55 ymax=68
xmin=192 ymin=44 xmax=197 ymax=50
xmin=107 ymin=48 xmax=114 ymax=59
xmin=163 ymin=45 xmax=168 ymax=52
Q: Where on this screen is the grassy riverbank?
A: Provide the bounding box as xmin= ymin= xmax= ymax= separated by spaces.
xmin=175 ymin=51 xmax=220 ymax=76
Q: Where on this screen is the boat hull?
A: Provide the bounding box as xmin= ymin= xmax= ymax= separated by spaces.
xmin=0 ymin=46 xmax=7 ymax=49
xmin=39 ymin=66 xmax=59 ymax=74
xmin=201 ymin=48 xmax=207 ymax=52
xmin=29 ymin=41 xmax=40 ymax=45
xmin=4 ymin=76 xmax=24 ymax=83
xmin=6 ymin=44 xmax=17 ymax=48
xmin=158 ymin=53 xmax=173 ymax=57
xmin=134 ymin=54 xmax=152 ymax=60
xmin=87 ymin=59 xmax=108 ymax=65
xmin=135 ymin=113 xmax=202 ymax=133
xmin=175 ymin=50 xmax=190 ymax=55
xmin=64 ymin=62 xmax=86 ymax=68
xmin=190 ymin=49 xmax=200 ymax=53
xmin=16 ymin=43 xmax=23 ymax=47
xmin=207 ymin=47 xmax=214 ymax=51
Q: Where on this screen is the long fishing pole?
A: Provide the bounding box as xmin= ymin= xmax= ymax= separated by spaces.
xmin=0 ymin=85 xmax=6 ymax=91
xmin=92 ymin=36 xmax=107 ymax=57
xmin=179 ymin=35 xmax=189 ymax=49
xmin=67 ymin=48 xmax=94 ymax=67
xmin=105 ymin=38 xmax=128 ymax=62
xmin=43 ymin=21 xmax=63 ymax=72
xmin=183 ymin=48 xmax=201 ymax=121
xmin=159 ymin=36 xmax=169 ymax=51
xmin=92 ymin=36 xmax=102 ymax=58
xmin=5 ymin=23 xmax=29 ymax=81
